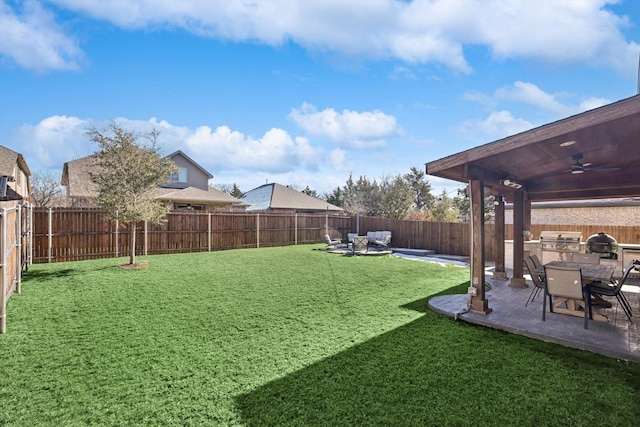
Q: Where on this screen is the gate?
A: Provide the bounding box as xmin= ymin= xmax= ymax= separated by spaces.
xmin=0 ymin=201 xmax=32 ymax=333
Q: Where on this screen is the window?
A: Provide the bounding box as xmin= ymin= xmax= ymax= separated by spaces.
xmin=175 ymin=204 xmax=203 ymax=211
xmin=171 ymin=167 xmax=187 ymax=182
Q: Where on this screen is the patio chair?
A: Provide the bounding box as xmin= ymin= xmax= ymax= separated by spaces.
xmin=588 ymin=262 xmax=634 ymax=322
xmin=366 ymin=231 xmax=392 ymax=248
xmin=524 ymin=256 xmax=547 ymax=307
xmin=324 ymin=234 xmax=343 ymax=249
xmin=530 ymin=254 xmax=542 ymax=269
xmin=543 ymin=264 xmax=591 ymax=329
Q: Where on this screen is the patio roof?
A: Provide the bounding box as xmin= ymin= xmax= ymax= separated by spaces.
xmin=426 ymin=94 xmax=640 ymax=202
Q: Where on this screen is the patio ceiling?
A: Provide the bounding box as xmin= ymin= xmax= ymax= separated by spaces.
xmin=425 ymin=94 xmax=640 ymax=202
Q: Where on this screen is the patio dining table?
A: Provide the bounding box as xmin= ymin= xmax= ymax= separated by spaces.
xmin=535 ymin=261 xmax=616 ymax=322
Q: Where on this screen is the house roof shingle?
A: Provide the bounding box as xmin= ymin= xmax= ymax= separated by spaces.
xmin=155 ymin=186 xmax=247 ymax=205
xmin=0 ymin=145 xmax=31 ymax=177
xmin=241 ymin=183 xmax=343 ymax=212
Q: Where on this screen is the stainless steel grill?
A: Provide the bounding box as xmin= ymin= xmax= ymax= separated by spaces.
xmin=539 ymin=231 xmax=582 ymax=264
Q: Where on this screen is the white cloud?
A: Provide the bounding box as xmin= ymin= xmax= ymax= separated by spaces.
xmin=578 ymin=97 xmax=611 ymax=112
xmin=461 ymin=110 xmax=534 ymax=140
xmin=13 ymin=115 xmax=325 ymax=176
xmin=5 ymin=0 xmax=635 ymax=76
xmin=15 ymin=115 xmax=92 ymax=167
xmin=0 ymin=0 xmax=82 ymax=72
xmin=494 ymin=81 xmax=611 ymax=116
xmin=185 ymin=125 xmax=321 ymax=173
xmin=496 ymin=81 xmax=572 ymax=116
xmin=328 ymin=148 xmax=351 ymax=171
xmin=288 ymin=102 xmax=399 ymax=148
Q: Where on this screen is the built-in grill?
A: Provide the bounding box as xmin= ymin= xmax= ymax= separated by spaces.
xmin=539 ymin=231 xmax=582 ymax=264
xmin=585 ymin=232 xmax=618 ymax=259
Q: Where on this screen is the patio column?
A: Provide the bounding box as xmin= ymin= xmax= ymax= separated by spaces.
xmin=493 ymin=196 xmax=507 ymax=280
xmin=509 ymin=190 xmax=527 ymax=288
xmin=470 ymin=179 xmax=491 ymax=314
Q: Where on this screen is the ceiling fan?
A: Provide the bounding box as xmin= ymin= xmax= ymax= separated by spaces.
xmin=567 ymin=153 xmax=620 ymax=174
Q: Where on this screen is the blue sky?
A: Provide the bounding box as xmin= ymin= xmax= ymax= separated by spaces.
xmin=1 ymin=0 xmax=639 ymax=196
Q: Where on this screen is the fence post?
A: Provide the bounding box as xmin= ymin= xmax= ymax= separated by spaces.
xmin=325 ymin=209 xmax=328 ymax=237
xmin=27 ymin=203 xmax=33 ymax=267
xmin=48 ymin=208 xmax=52 ymax=263
xmin=294 ymin=212 xmax=298 ymax=245
xmin=16 ymin=205 xmax=21 ymax=294
xmin=256 ymin=213 xmax=260 ymax=248
xmin=208 ymin=212 xmax=212 ymax=251
xmin=115 ymin=217 xmax=119 ymax=259
xmin=1 ymin=207 xmax=6 ymax=333
xmin=144 ymin=220 xmax=148 ymax=256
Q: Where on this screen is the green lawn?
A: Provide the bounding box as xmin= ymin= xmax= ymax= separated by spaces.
xmin=1 ymin=245 xmax=639 ymax=426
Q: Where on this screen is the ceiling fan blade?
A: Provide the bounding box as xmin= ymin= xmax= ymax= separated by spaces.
xmin=586 ymin=166 xmax=621 ymax=172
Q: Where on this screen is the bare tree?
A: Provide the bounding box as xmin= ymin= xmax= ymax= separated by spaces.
xmin=30 ymin=171 xmax=65 ymax=207
xmin=87 ymin=122 xmax=177 ymax=266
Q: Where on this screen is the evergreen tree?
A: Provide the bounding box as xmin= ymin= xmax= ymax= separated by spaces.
xmin=379 ymin=174 xmax=413 ymax=219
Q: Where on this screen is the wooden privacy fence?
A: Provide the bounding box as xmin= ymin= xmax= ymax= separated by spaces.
xmin=1 ymin=201 xmax=32 ymax=333
xmin=354 ymin=217 xmax=639 ymax=258
xmin=32 ymin=208 xmax=352 ymax=263
xmin=31 ymin=208 xmax=640 ymax=264
xmin=352 ymin=216 xmax=505 ymax=261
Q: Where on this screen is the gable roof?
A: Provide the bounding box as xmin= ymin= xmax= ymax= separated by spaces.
xmin=426 ymin=94 xmax=640 ymax=202
xmin=61 ymin=155 xmax=99 ymax=198
xmin=240 ymin=183 xmax=343 ymax=212
xmin=61 ymin=153 xmax=244 ymax=206
xmin=0 ymin=145 xmax=31 ymax=177
xmin=155 ymin=186 xmax=247 ymax=206
xmin=166 ymin=150 xmax=213 ymax=179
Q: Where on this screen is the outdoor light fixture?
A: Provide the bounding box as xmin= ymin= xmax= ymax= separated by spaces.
xmin=560 ymin=140 xmax=576 ymax=147
xmin=500 ymin=179 xmax=522 ymax=189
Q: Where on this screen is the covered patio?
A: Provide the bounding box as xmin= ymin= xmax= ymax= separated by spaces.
xmin=430 ymin=265 xmax=640 ymax=362
xmin=425 ymin=94 xmax=640 ymax=361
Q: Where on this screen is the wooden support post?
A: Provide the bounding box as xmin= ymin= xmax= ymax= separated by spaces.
xmin=493 ymin=196 xmax=508 ymax=280
xmin=510 ymin=190 xmax=527 ymax=288
xmin=470 ymin=180 xmax=491 ymax=314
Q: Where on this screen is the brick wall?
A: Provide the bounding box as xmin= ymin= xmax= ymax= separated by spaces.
xmin=505 ymin=202 xmax=640 ymax=226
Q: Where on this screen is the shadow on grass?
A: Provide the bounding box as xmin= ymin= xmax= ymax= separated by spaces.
xmin=236 ymin=282 xmax=640 ymax=426
xmin=21 ymin=265 xmax=116 ymax=283
xmin=401 ymin=281 xmax=470 ymax=314
xmin=22 ymin=268 xmax=78 ymax=281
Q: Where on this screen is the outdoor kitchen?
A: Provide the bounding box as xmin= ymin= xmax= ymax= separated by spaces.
xmin=505 ymin=230 xmax=640 ymax=277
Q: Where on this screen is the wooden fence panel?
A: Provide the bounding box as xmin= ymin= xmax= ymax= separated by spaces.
xmin=31 ymin=208 xmax=640 ymax=263
xmin=1 ymin=201 xmax=30 ymax=333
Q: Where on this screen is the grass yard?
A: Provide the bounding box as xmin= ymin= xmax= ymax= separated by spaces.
xmin=1 ymin=245 xmax=639 ymax=426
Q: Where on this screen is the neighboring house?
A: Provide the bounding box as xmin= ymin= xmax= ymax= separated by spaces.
xmin=240 ymin=182 xmax=344 ymax=213
xmin=0 ymin=145 xmax=31 ymax=201
xmin=61 ymin=150 xmax=247 ymax=212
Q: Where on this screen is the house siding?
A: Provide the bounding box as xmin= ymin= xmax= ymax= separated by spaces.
xmin=163 ymin=152 xmax=210 ymax=190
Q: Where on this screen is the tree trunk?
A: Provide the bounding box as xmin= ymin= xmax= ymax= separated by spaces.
xmin=130 ymin=222 xmax=136 ymax=265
